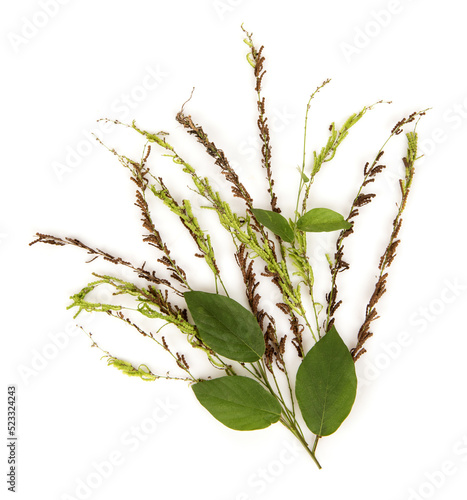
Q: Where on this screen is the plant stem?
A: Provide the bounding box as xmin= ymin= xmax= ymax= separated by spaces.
xmin=324 ymin=124 xmax=406 ymax=333
xmin=294 ymin=79 xmax=331 ymax=226
xmin=280 ymin=416 xmax=322 ymax=469
xmin=311 ymin=434 xmax=320 ymax=455
xmin=255 ymin=358 xmax=322 ymax=469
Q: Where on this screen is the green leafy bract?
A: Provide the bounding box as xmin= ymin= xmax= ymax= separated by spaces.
xmin=295 ymin=326 xmax=357 ymax=436
xmin=251 ymin=208 xmax=294 ymax=243
xmin=297 ymin=208 xmax=352 ymax=232
xmin=184 ymin=291 xmax=265 ymax=362
xmin=192 ymin=376 xmax=282 ymax=430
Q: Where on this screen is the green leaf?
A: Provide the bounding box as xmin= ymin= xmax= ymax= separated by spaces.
xmin=184 ymin=291 xmax=265 ymax=362
xmin=192 ymin=376 xmax=282 ymax=430
xmin=251 ymin=208 xmax=295 ymax=243
xmin=297 ymin=208 xmax=352 ymax=232
xmin=295 ymin=326 xmax=357 ymax=436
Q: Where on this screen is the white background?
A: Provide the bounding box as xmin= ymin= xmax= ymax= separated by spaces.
xmin=2 ymin=1 xmax=467 ymax=499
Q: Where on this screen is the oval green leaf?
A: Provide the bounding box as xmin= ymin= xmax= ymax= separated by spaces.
xmin=184 ymin=291 xmax=265 ymax=362
xmin=295 ymin=326 xmax=357 ymax=436
xmin=297 ymin=208 xmax=352 ymax=232
xmin=192 ymin=376 xmax=282 ymax=430
xmin=251 ymin=208 xmax=294 ymax=243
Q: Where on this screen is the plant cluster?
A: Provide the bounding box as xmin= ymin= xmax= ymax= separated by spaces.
xmin=31 ymin=27 xmax=427 ymax=468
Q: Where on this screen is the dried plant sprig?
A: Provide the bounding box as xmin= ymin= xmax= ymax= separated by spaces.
xmin=82 ymin=327 xmax=194 ymax=382
xmin=300 ymin=99 xmax=388 ymax=219
xmin=93 ymin=138 xmax=192 ymax=291
xmin=149 ymin=179 xmax=223 ymax=289
xmin=106 ymin=311 xmax=198 ymax=381
xmin=239 ymin=28 xmax=310 ymax=365
xmin=176 ymin=109 xmax=253 ymax=208
xmin=325 ymin=110 xmax=428 ymax=337
xmin=32 ymin=28 xmax=428 ymax=471
xmin=351 ymin=127 xmax=421 ymax=361
xmin=29 ymin=233 xmax=183 ymax=295
xmin=239 ymin=30 xmax=311 ymax=362
xmin=242 ymin=25 xmax=278 ymax=213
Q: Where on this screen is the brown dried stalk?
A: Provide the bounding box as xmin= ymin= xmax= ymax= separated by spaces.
xmin=351 ymin=120 xmax=422 ymax=361
xmin=325 ymin=111 xmax=426 ymax=356
xmin=242 ymin=25 xmax=279 ymax=214
xmin=29 ymin=233 xmax=184 ymax=296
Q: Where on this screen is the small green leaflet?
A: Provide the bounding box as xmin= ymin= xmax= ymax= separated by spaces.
xmin=297 ymin=208 xmax=352 ymax=232
xmin=184 ymin=291 xmax=265 ymax=362
xmin=192 ymin=376 xmax=282 ymax=431
xmin=295 ymin=326 xmax=357 ymax=436
xmin=251 ymin=208 xmax=295 ymax=243
xmin=296 ymin=166 xmax=310 ymax=183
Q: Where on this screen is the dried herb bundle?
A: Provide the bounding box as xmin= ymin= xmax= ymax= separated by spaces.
xmin=31 ymin=27 xmax=427 ymax=469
